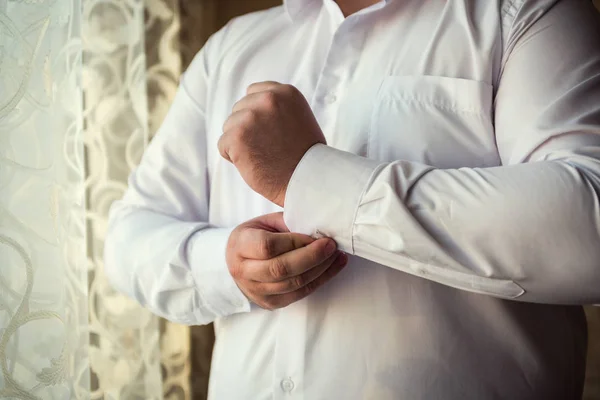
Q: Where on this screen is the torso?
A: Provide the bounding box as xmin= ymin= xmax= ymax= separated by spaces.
xmin=202 ymin=1 xmax=587 ymax=398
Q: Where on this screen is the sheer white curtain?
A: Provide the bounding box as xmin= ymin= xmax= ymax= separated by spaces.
xmin=83 ymin=0 xmax=163 ymax=398
xmin=1 ymin=0 xmax=190 ymax=398
xmin=0 ymin=0 xmax=89 ymax=398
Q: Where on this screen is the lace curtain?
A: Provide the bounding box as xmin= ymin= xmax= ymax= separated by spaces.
xmin=83 ymin=0 xmax=204 ymax=397
xmin=1 ymin=0 xmax=89 ymax=399
xmin=0 ymin=0 xmax=201 ymax=398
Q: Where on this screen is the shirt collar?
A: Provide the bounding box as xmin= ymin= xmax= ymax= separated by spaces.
xmin=284 ymin=0 xmax=319 ymax=21
xmin=284 ymin=0 xmax=392 ymax=22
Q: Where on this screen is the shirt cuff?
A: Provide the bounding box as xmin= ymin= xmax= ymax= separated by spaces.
xmin=188 ymin=227 xmax=251 ymax=318
xmin=283 ymin=144 xmax=381 ymax=254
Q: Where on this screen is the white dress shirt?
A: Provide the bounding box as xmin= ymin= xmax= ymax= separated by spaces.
xmin=104 ymin=0 xmax=600 ymax=398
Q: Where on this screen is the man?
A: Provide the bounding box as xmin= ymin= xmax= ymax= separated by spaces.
xmin=104 ymin=0 xmax=600 ymax=398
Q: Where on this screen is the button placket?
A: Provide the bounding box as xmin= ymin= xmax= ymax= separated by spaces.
xmin=313 ymin=26 xmax=364 ymax=145
xmin=271 ymin=14 xmax=374 ymax=400
xmin=272 ymin=303 xmax=307 ymax=399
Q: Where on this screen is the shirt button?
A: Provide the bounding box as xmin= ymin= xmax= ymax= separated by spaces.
xmin=324 ymin=93 xmax=337 ymax=104
xmin=281 ymin=378 xmax=295 ymax=392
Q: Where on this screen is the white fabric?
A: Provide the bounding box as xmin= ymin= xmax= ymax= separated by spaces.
xmin=1 ymin=1 xmax=88 ymax=398
xmin=104 ymin=0 xmax=600 ymax=398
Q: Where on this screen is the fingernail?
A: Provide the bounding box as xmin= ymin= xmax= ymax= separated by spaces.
xmin=326 ymin=240 xmax=337 ymax=255
xmin=336 ymin=252 xmax=348 ymax=265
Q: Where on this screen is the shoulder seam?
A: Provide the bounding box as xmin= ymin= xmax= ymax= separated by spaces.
xmin=501 ymin=0 xmax=524 ymax=48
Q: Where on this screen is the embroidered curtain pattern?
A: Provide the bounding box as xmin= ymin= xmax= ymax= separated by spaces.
xmin=0 ymin=0 xmax=89 ymax=398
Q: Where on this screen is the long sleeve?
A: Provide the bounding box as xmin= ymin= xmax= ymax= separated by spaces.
xmin=103 ymin=29 xmax=250 ymax=325
xmin=284 ymin=0 xmax=600 ymax=305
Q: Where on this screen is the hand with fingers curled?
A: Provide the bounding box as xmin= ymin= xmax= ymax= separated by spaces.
xmin=218 ymin=81 xmax=325 ymax=207
xmin=226 ymin=212 xmax=348 ymax=310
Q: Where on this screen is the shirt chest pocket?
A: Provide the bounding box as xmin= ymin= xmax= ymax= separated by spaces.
xmin=368 ymin=76 xmax=500 ymax=168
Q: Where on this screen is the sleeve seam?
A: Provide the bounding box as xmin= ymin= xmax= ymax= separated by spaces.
xmin=184 ymin=227 xmax=222 ymax=319
xmin=186 ymin=227 xmax=249 ymax=319
xmin=350 ymin=163 xmax=386 ymax=255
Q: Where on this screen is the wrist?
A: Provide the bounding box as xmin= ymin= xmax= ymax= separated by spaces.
xmin=274 ymin=183 xmax=288 ymax=208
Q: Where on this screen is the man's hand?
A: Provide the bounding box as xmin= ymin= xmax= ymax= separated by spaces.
xmin=227 ymin=212 xmax=348 ymax=310
xmin=218 ymin=82 xmax=325 ymax=207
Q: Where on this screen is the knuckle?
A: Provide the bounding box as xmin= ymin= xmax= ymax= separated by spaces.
xmin=227 ymin=228 xmax=239 ymax=248
xmin=247 ymin=83 xmax=260 ymax=94
xmin=237 ymin=226 xmax=254 ymax=247
xmin=243 ymin=110 xmax=258 ymax=125
xmin=303 ymin=280 xmax=318 ymax=296
xmin=232 ymin=99 xmax=243 ymax=112
xmin=269 ymin=258 xmax=288 ymax=280
xmin=282 ymin=84 xmax=296 ymax=95
xmin=261 ymin=91 xmax=278 ymax=109
xmin=228 ymin=262 xmax=243 ymax=280
xmin=230 ymin=126 xmax=246 ymax=142
xmin=217 ymin=135 xmax=227 ymax=153
xmin=291 ymin=275 xmax=305 ymax=290
xmin=258 ymin=234 xmax=275 ymax=258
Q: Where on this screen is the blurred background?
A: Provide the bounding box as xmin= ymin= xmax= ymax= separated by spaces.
xmin=0 ymin=0 xmax=599 ymax=399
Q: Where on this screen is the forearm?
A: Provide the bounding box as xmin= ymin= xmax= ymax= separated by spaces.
xmin=285 ymin=0 xmax=600 ymax=305
xmin=285 ymin=144 xmax=600 ymax=304
xmin=102 ymin=23 xmax=255 ymax=324
xmin=104 ymin=201 xmax=250 ymax=325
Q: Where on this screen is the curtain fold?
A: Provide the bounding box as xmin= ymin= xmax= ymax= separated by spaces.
xmin=144 ymin=1 xmax=192 ymax=399
xmin=82 ymin=0 xmax=163 ymax=397
xmin=83 ymin=0 xmax=192 ymax=398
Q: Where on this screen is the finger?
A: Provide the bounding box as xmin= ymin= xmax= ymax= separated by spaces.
xmin=217 ymin=132 xmax=232 ymax=163
xmin=244 ymin=237 xmax=337 ymax=282
xmin=255 ymin=251 xmax=340 ymax=295
xmin=231 ymin=92 xmax=268 ymax=114
xmin=222 ymin=109 xmax=255 ymax=135
xmin=253 ymin=212 xmax=291 ymax=233
xmin=263 ymin=252 xmax=348 ymax=310
xmin=247 ymin=81 xmax=281 ymax=95
xmin=239 ymin=229 xmax=313 ymax=260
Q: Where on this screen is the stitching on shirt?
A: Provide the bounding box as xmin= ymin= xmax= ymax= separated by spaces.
xmin=389 ymin=95 xmax=485 ymax=115
xmin=501 ymin=0 xmax=525 ymax=37
xmin=350 ymin=162 xmax=386 ymax=255
xmin=499 ymin=0 xmax=526 ymax=67
xmin=181 ymin=227 xmax=220 ymax=319
xmin=368 ymin=79 xmax=389 ymax=158
xmin=501 ymin=0 xmax=520 ymax=26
